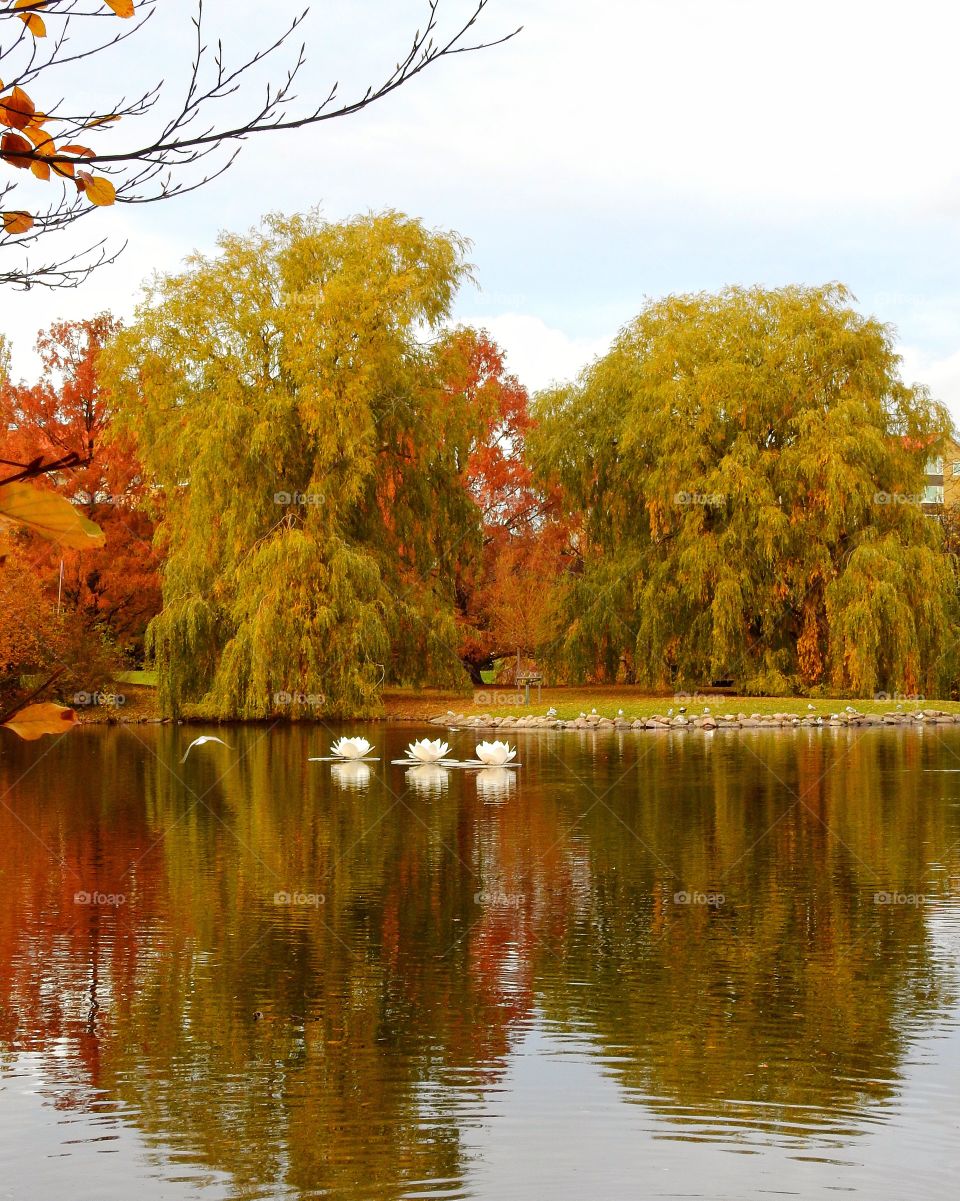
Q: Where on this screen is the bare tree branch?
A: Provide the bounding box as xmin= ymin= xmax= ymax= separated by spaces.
xmin=0 ymin=0 xmax=520 ymax=289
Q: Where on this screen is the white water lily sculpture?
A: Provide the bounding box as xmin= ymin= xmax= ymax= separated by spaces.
xmin=308 ymin=735 xmax=378 ymax=764
xmin=332 ymin=737 xmax=372 ymax=760
xmin=475 ymin=740 xmax=517 ymax=766
xmin=406 ymin=739 xmax=451 ymax=764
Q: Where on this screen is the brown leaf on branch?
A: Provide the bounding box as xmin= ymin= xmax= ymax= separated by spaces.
xmin=15 ymin=1 xmax=48 ymax=38
xmin=104 ymin=0 xmax=136 ymax=17
xmin=2 ymin=211 xmax=34 ymax=234
xmin=0 ymin=87 xmax=36 ymax=131
xmin=1 ymin=132 xmax=33 ymax=170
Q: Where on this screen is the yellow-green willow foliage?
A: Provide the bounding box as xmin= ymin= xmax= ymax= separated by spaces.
xmin=105 ymin=212 xmax=485 ymax=717
xmin=531 ymin=284 xmax=959 ymax=696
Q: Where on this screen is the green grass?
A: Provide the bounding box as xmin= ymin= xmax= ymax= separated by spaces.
xmin=115 ymin=670 xmax=158 ymax=687
xmin=473 ymin=694 xmax=960 ymax=720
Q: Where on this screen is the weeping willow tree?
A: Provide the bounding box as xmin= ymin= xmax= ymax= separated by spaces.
xmin=531 ymin=284 xmax=959 ymax=696
xmin=105 ymin=211 xmax=487 ymax=717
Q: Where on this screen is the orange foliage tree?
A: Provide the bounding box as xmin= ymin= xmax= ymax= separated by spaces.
xmin=1 ymin=313 xmax=161 ymax=661
xmin=439 ymin=328 xmax=572 ymax=684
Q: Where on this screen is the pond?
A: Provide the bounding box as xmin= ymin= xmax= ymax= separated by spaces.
xmin=1 ymin=723 xmax=958 ymax=1200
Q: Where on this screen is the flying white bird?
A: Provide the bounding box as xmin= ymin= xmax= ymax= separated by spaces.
xmin=180 ymin=735 xmax=232 ymax=763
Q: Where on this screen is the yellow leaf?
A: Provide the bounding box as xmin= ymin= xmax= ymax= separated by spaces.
xmin=84 ymin=114 xmax=120 ymax=128
xmin=18 ymin=13 xmax=46 ymax=36
xmin=84 ymin=174 xmax=116 ymax=206
xmin=2 ymin=211 xmax=34 ymax=234
xmin=2 ymin=702 xmax=78 ymax=741
xmin=104 ymin=1 xmax=135 ymax=17
xmin=0 ymin=481 xmax=105 ymax=549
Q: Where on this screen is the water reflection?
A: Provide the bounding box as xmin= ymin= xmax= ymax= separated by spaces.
xmin=0 ymin=724 xmax=958 ymax=1200
xmin=404 ymin=762 xmax=449 ymax=795
xmin=475 ymin=766 xmax=517 ymax=801
xmin=330 ymin=760 xmax=372 ymax=791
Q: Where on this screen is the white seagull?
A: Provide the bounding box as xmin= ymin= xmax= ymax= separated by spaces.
xmin=181 ymin=735 xmax=232 ymax=763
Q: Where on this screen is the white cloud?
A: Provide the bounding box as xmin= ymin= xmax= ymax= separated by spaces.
xmin=469 ymin=313 xmax=612 ymax=393
xmin=899 ymin=345 xmax=960 ymax=427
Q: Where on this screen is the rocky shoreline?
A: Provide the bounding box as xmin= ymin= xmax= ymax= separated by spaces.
xmin=424 ymin=709 xmax=960 ymax=732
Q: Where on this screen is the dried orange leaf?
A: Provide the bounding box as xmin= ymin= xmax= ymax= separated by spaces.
xmin=60 ymin=144 xmax=95 ymax=157
xmin=2 ymin=211 xmax=33 ymax=234
xmin=0 ymin=481 xmax=106 ymax=549
xmin=84 ymin=114 xmax=120 ymax=129
xmin=52 ymin=159 xmax=75 ymax=178
xmin=0 ymin=132 xmax=33 ymax=169
xmin=30 ymin=159 xmax=50 ymax=180
xmin=2 ymin=702 xmax=78 ymax=741
xmin=0 ymin=86 xmax=36 ymax=130
xmin=84 ymin=174 xmax=116 ymax=206
xmin=104 ymin=0 xmax=135 ymax=17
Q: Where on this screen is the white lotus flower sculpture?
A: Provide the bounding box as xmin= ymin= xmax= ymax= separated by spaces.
xmin=308 ymin=735 xmax=378 ymax=763
xmin=332 ymin=737 xmax=372 ymax=760
xmin=475 ymin=740 xmax=517 ymax=766
xmin=406 ymin=738 xmax=451 ymax=763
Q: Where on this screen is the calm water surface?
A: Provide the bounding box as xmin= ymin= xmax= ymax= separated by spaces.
xmin=1 ymin=723 xmax=959 ymax=1200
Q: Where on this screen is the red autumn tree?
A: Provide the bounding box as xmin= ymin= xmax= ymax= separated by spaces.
xmin=1 ymin=314 xmax=161 ymax=658
xmin=438 ymin=327 xmax=572 ymax=684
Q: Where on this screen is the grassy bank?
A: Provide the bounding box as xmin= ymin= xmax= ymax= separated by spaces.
xmin=72 ymin=681 xmax=960 ymax=724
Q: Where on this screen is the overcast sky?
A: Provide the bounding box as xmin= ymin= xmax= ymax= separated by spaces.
xmin=5 ymin=0 xmax=960 ymax=418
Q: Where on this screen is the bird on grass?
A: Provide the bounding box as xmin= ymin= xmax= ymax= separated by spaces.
xmin=546 ymin=707 xmax=558 ymax=718
xmin=180 ymin=735 xmax=232 ymax=763
xmin=807 ymin=703 xmax=815 ymax=711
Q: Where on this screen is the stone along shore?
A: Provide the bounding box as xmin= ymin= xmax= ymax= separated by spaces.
xmin=424 ymin=710 xmax=960 ymax=732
